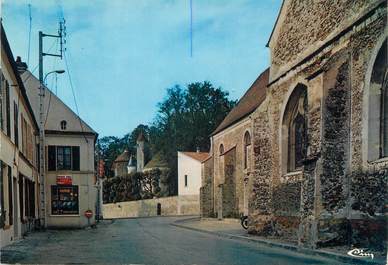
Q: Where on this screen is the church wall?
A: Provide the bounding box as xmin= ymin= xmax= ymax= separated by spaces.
xmin=211 ymin=117 xmax=253 ymax=218
xmin=250 ymin=2 xmax=387 ymax=250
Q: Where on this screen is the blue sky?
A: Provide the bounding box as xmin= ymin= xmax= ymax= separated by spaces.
xmin=2 ymin=0 xmax=281 ymax=137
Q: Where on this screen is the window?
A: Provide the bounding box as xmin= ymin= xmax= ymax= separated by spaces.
xmin=219 ymin=144 xmax=224 ymax=156
xmin=5 ymin=80 xmax=10 ymax=137
xmin=184 ymin=175 xmax=188 ymax=187
xmin=48 ymin=145 xmax=80 ymax=171
xmin=244 ymin=131 xmax=251 ymax=169
xmin=57 ymin=146 xmax=72 ymax=170
xmin=282 ymin=84 xmax=308 ymax=173
xmin=1 ymin=76 xmax=11 ymax=136
xmin=13 ymin=101 xmax=18 ymax=147
xmin=18 ymin=176 xmax=23 ymax=222
xmin=368 ymin=39 xmax=388 ymax=160
xmin=51 ymin=185 xmax=79 ymax=215
xmin=60 ymin=120 xmax=67 ymax=130
xmin=0 ymin=72 xmax=3 ymax=131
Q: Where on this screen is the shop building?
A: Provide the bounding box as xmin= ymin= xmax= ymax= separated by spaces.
xmin=17 ymin=60 xmax=98 ymax=228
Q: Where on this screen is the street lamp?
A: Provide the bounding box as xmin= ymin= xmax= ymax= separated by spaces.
xmin=43 ymin=70 xmax=65 ymax=86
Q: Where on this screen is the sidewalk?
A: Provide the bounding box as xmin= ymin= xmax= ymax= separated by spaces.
xmin=171 ymin=217 xmax=386 ymax=265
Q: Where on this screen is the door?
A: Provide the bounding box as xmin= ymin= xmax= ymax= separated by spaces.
xmin=156 ymin=203 xmax=161 ymax=216
xmin=13 ymin=178 xmax=18 ymax=239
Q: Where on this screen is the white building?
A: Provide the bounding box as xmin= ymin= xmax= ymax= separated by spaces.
xmin=17 ymin=59 xmax=98 ymax=228
xmin=0 ymin=24 xmax=40 ymax=247
xmin=178 ymin=151 xmax=209 ymax=196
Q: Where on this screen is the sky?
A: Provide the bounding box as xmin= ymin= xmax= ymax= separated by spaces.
xmin=2 ymin=0 xmax=281 ymax=137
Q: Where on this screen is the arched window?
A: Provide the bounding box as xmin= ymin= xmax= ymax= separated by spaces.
xmin=60 ymin=120 xmax=67 ymax=130
xmin=282 ymin=84 xmax=308 ymax=173
xmin=244 ymin=131 xmax=251 ymax=169
xmin=368 ymin=39 xmax=388 ymax=160
xmin=219 ymin=144 xmax=224 ymax=156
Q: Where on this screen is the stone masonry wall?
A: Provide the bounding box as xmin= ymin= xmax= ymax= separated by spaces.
xmin=212 ymin=117 xmax=252 ymax=216
xmin=200 ymin=157 xmax=214 ymax=217
xmin=222 ymin=147 xmax=237 ymax=218
xmin=271 ymin=0 xmax=377 ymax=79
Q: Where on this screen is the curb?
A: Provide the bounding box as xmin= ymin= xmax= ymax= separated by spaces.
xmin=171 ymin=221 xmax=385 ymax=265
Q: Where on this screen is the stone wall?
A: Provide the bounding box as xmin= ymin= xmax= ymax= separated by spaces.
xmin=222 ymin=147 xmax=237 ymax=218
xmin=102 ymin=195 xmax=199 ymax=219
xmin=200 ymin=157 xmax=214 ymax=217
xmin=212 ymin=117 xmax=252 ymax=216
xmin=270 ymin=0 xmax=378 ymax=80
xmin=249 ymin=1 xmax=387 ymax=251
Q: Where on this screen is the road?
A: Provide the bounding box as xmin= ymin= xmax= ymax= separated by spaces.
xmin=1 ymin=217 xmax=352 ymax=264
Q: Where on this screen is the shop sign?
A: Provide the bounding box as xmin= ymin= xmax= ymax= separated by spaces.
xmin=57 ymin=175 xmax=72 ymax=185
xmin=84 ymin=209 xmax=93 ymax=219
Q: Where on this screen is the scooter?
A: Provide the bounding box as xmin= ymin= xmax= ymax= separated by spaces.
xmin=240 ymin=215 xmax=248 ymax=230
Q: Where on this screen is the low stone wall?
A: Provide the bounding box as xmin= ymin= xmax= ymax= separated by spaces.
xmin=102 ymin=195 xmax=199 ymax=219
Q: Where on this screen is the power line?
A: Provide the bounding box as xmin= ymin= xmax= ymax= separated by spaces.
xmin=27 ymin=4 xmax=32 ymax=66
xmin=63 ymin=50 xmax=88 ymax=143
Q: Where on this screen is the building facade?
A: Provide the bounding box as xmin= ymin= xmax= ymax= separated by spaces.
xmin=248 ymin=0 xmax=387 ymax=250
xmin=178 ymin=151 xmax=208 ymax=196
xmin=200 ymin=69 xmax=268 ymax=219
xmin=19 ymin=64 xmax=98 ymax=228
xmin=0 ymin=24 xmax=40 ymax=247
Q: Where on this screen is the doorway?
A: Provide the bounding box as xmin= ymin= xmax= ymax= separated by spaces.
xmin=13 ymin=177 xmax=18 ymax=239
xmin=157 ymin=203 xmax=161 ymax=216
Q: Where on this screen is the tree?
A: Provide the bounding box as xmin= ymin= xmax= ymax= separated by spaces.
xmin=149 ymin=81 xmax=236 ymax=194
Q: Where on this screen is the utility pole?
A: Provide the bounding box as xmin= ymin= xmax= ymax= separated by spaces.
xmin=38 ymin=20 xmax=66 ymax=228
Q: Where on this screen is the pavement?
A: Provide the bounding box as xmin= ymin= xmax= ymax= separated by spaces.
xmin=172 ymin=217 xmax=386 ymax=265
xmin=0 ymin=216 xmax=383 ymax=265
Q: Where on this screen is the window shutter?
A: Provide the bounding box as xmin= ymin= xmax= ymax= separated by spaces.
xmin=48 ymin=146 xmax=56 ymax=171
xmin=5 ymin=81 xmax=10 ymax=137
xmin=72 ymin=146 xmax=80 ymax=171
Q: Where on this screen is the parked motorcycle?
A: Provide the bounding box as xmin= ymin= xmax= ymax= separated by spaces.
xmin=240 ymin=215 xmax=248 ymax=230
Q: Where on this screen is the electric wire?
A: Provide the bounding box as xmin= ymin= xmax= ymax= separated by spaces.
xmin=63 ymin=49 xmax=89 ymax=143
xmin=27 ymin=4 xmax=32 ymax=66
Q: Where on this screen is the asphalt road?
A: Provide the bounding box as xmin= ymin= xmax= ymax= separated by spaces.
xmin=0 ymin=217 xmax=353 ymax=265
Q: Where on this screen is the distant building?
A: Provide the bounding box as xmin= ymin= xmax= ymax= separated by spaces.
xmin=112 ymin=150 xmax=130 ymax=177
xmin=0 ymin=24 xmax=40 ymax=247
xmin=136 ymin=132 xmax=145 ymax=172
xmin=201 ymin=69 xmax=268 ymax=219
xmin=178 ymin=151 xmax=208 ymax=196
xmin=143 ymin=152 xmax=169 ymax=172
xmin=18 ymin=58 xmax=98 ymax=229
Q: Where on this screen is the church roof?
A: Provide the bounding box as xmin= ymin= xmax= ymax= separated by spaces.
xmin=144 ymin=152 xmax=169 ymax=169
xmin=181 ymin=152 xmax=210 ymax=162
xmin=212 ymin=68 xmax=269 ymax=136
xmin=114 ymin=150 xmax=130 ymax=163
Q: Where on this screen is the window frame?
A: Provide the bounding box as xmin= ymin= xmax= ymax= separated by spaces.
xmin=51 ymin=185 xmax=79 ymax=215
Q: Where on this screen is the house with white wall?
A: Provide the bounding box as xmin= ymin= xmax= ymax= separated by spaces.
xmin=178 ymin=151 xmax=209 ymax=196
xmin=17 ymin=59 xmax=98 ymax=229
xmin=0 ymin=24 xmax=40 ymax=247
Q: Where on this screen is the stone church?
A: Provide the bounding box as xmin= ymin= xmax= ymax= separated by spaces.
xmin=201 ymin=0 xmax=387 ymax=251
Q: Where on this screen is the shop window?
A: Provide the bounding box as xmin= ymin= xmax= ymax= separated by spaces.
xmin=60 ymin=120 xmax=67 ymax=130
xmin=282 ymin=84 xmax=308 ymax=173
xmin=368 ymin=39 xmax=388 ymax=160
xmin=244 ymin=131 xmax=251 ymax=169
xmin=51 ymin=185 xmax=79 ymax=215
xmin=48 ymin=145 xmax=80 ymax=171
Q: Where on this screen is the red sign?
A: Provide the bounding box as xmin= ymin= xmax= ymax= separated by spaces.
xmin=57 ymin=175 xmax=72 ymax=185
xmin=84 ymin=209 xmax=93 ymax=219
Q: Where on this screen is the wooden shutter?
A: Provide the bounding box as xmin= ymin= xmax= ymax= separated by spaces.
xmin=48 ymin=146 xmax=56 ymax=171
xmin=8 ymin=166 xmax=13 ymax=225
xmin=5 ymin=81 xmax=10 ymax=137
xmin=72 ymin=146 xmax=80 ymax=171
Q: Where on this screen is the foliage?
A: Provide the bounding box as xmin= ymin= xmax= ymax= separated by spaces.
xmin=99 ymin=81 xmax=235 ymax=194
xmin=103 ymin=168 xmax=170 ymax=203
xmin=149 ymin=81 xmax=236 ymax=194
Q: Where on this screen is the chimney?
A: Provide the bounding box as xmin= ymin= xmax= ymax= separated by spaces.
xmin=15 ymin=56 xmax=28 ymax=73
